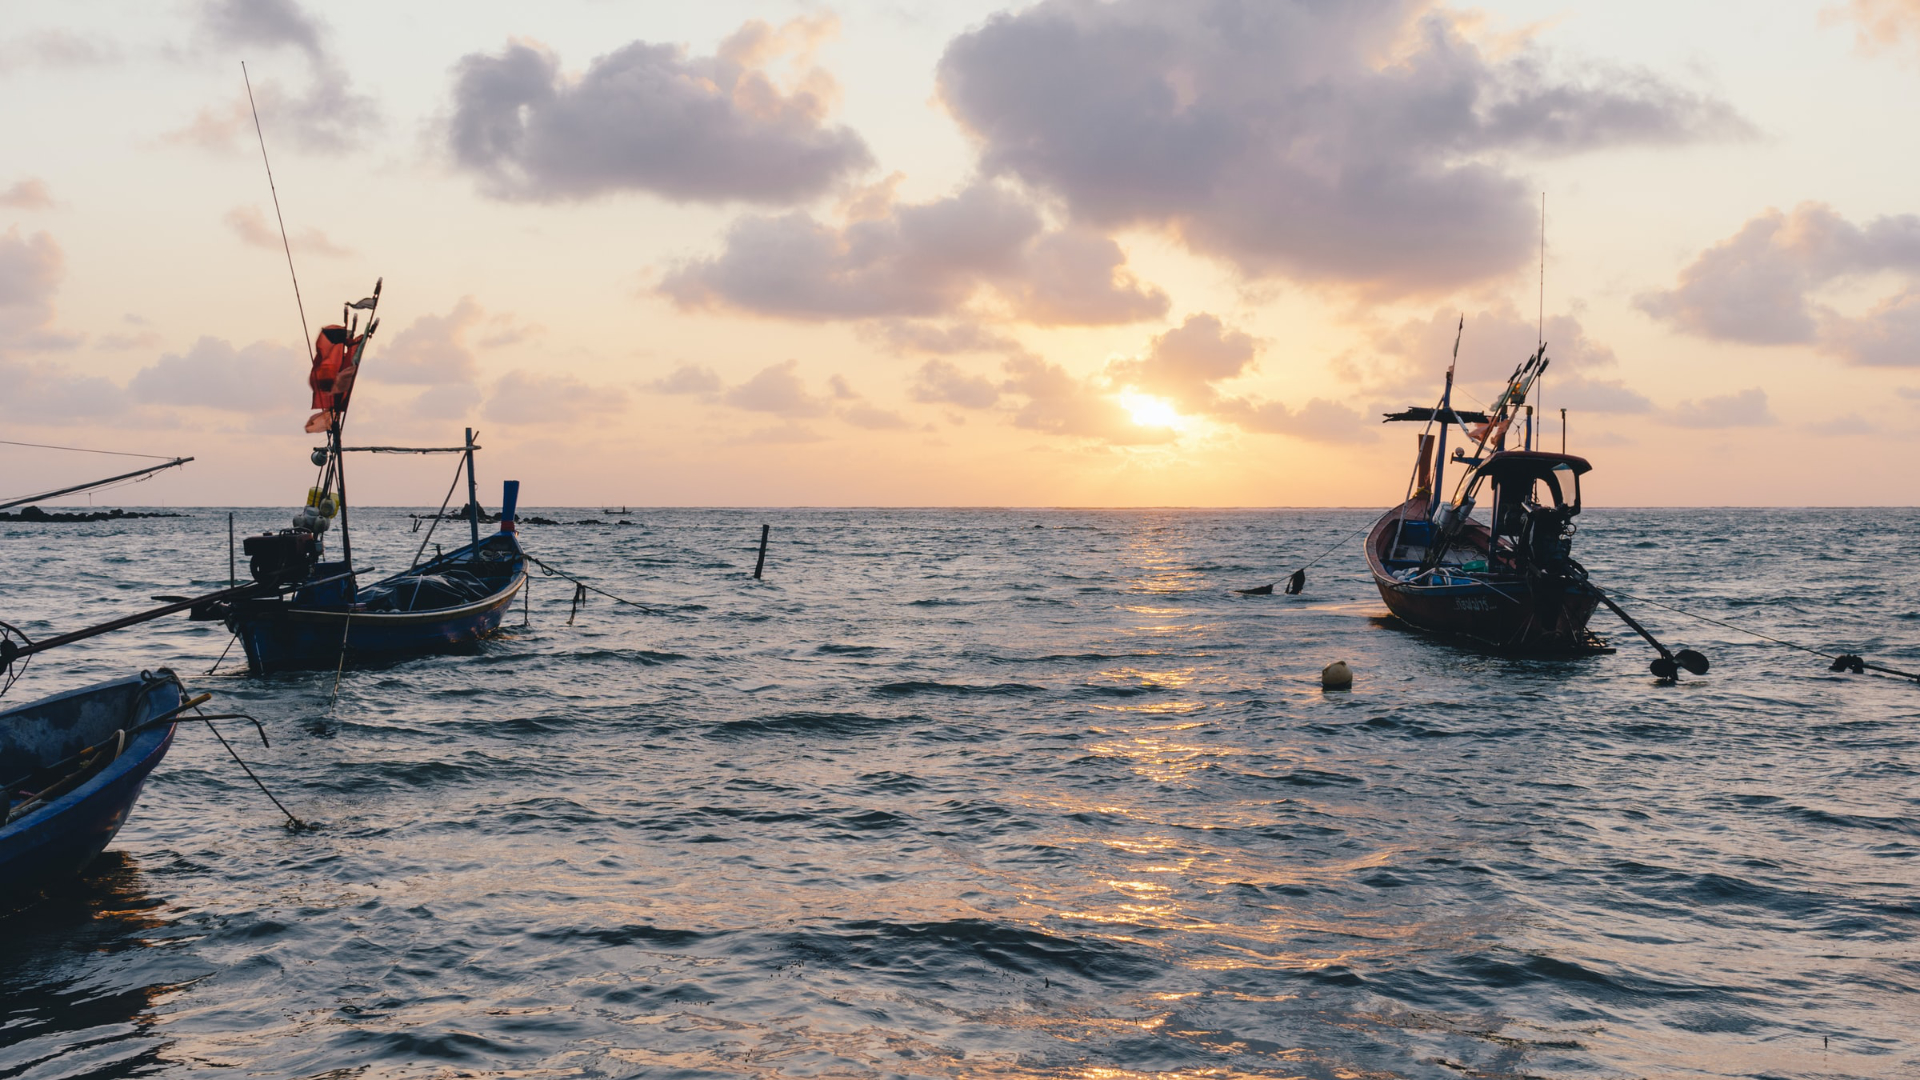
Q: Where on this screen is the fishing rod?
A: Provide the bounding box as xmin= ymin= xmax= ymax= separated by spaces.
xmin=0 ymin=457 xmax=194 ymax=511
xmin=0 ymin=567 xmax=369 ymax=671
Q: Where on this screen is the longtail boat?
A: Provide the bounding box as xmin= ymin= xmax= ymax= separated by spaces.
xmin=1367 ymin=323 xmax=1604 ymax=653
xmin=217 ymin=280 xmax=527 ymax=673
xmin=0 ymin=671 xmax=185 ymax=901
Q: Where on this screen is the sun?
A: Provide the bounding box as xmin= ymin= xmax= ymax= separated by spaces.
xmin=1121 ymin=391 xmax=1184 ymax=429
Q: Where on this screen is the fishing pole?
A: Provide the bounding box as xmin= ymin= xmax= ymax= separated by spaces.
xmin=242 ymin=61 xmax=310 ymax=358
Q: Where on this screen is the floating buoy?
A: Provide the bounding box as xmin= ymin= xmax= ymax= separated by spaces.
xmin=1321 ymin=660 xmax=1352 ymax=691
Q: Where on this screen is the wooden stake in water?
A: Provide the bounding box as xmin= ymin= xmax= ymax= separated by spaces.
xmin=754 ymin=524 xmax=770 ymax=580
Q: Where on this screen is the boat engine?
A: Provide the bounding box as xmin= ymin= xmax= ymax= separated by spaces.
xmin=243 ymin=529 xmax=320 ymax=587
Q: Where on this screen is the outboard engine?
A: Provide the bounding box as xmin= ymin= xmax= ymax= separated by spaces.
xmin=243 ymin=529 xmax=320 ymax=587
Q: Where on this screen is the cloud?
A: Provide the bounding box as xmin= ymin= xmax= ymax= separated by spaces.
xmin=446 ymin=18 xmax=872 ymax=205
xmin=0 ymin=360 xmax=129 ymax=423
xmin=1832 ymin=0 xmax=1920 ymax=60
xmin=0 ymin=179 xmax=54 ymax=210
xmin=1667 ymin=387 xmax=1775 ymax=428
xmin=224 ymin=205 xmax=352 ymax=257
xmin=1805 ymin=411 xmax=1875 ymax=436
xmin=1099 ymin=313 xmax=1377 ymax=443
xmin=840 ymin=402 xmax=912 ymax=429
xmin=732 ymin=422 xmax=826 ymax=444
xmin=177 ymin=0 xmax=379 ymax=153
xmin=1216 ymin=397 xmax=1377 ymax=443
xmin=648 ymin=364 xmax=722 ymax=395
xmin=0 ymin=30 xmax=121 ymax=69
xmin=723 ymin=358 xmax=830 ymax=417
xmin=866 ymin=319 xmax=1021 ymax=356
xmin=1108 ymin=313 xmax=1259 ymax=411
xmin=411 ymin=383 xmax=483 ymax=420
xmin=661 ymin=181 xmax=1168 ymax=325
xmin=1003 ymin=353 xmax=1173 ymax=445
xmin=128 ymin=336 xmax=299 ymax=411
xmin=910 ymin=358 xmax=1001 ymax=408
xmin=0 ymin=227 xmax=78 ymax=350
xmin=937 ymin=1 xmax=1745 ymax=294
xmin=999 ymin=231 xmax=1169 ymax=324
xmin=482 ymin=369 xmax=628 ymax=425
xmin=1637 ymin=202 xmax=1920 ymax=365
xmin=378 ymin=298 xmax=484 ymax=385
xmin=1351 ymin=302 xmax=1649 ymax=411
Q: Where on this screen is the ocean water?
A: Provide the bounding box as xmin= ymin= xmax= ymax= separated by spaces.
xmin=0 ymin=506 xmax=1915 ymax=1079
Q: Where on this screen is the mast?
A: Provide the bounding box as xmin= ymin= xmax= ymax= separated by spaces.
xmin=332 ymin=420 xmax=354 ymax=597
xmin=464 ymin=427 xmax=481 ymax=547
xmin=1428 ymin=317 xmax=1462 ymax=521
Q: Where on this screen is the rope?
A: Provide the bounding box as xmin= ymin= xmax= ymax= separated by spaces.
xmin=206 ymin=632 xmax=239 ymax=676
xmin=1241 ymin=522 xmax=1372 ymax=594
xmin=525 ymin=554 xmax=659 ymax=615
xmin=0 ymin=439 xmax=173 ymax=460
xmin=1605 ymin=587 xmax=1919 ymax=683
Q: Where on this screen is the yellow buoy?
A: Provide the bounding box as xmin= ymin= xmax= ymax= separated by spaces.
xmin=1321 ymin=661 xmax=1353 ymax=691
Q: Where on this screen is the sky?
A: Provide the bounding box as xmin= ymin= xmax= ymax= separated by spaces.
xmin=3 ymin=0 xmax=1919 ymax=508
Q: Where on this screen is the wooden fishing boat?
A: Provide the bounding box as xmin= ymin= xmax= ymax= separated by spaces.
xmin=1369 ymin=328 xmax=1605 ymax=653
xmin=216 ymin=279 xmax=528 ymax=673
xmin=226 ymin=522 xmax=525 ymax=673
xmin=0 ymin=671 xmax=184 ymax=899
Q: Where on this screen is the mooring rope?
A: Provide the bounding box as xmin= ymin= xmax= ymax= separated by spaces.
xmin=524 ymin=554 xmax=659 ymax=615
xmin=1607 ymin=587 xmax=1919 ymax=683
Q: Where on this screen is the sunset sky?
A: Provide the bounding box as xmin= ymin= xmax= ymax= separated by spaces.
xmin=4 ymin=0 xmax=1918 ymax=507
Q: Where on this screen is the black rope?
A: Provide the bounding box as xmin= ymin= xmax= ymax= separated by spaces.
xmin=526 ymin=554 xmax=659 ymax=615
xmin=1239 ymin=522 xmax=1371 ymax=595
xmin=1607 ymin=587 xmax=1919 ymax=684
xmin=0 ymin=439 xmax=173 ymax=460
xmin=206 ymin=632 xmax=239 ymax=676
xmin=191 ymin=704 xmax=308 ymax=829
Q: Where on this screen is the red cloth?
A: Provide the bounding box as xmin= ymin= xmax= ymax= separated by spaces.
xmin=304 ymin=325 xmax=363 ymax=433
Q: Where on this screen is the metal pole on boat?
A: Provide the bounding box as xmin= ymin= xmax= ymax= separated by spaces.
xmin=464 ymin=427 xmax=481 ymax=548
xmin=1560 ymin=408 xmax=1567 ymax=454
xmin=228 ymin=512 xmax=236 ymax=587
xmin=332 ymin=426 xmax=356 ymax=599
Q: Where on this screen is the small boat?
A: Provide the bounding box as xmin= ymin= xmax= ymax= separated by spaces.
xmin=216 ymin=279 xmax=528 ymax=673
xmin=0 ymin=671 xmax=184 ymax=900
xmin=1368 ymin=329 xmax=1604 ymax=653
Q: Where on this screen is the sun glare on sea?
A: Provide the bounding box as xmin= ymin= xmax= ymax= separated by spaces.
xmin=1121 ymin=392 xmax=1184 ymax=429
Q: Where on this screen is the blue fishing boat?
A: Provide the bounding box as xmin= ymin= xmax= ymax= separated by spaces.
xmin=0 ymin=671 xmax=185 ymax=900
xmin=216 ymin=279 xmax=529 ymax=673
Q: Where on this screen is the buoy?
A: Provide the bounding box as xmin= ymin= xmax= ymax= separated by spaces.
xmin=1321 ymin=661 xmax=1353 ymax=691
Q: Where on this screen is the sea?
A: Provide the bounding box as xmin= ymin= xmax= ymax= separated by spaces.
xmin=0 ymin=507 xmax=1915 ymax=1079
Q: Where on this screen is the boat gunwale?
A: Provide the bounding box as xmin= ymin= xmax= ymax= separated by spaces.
xmin=0 ymin=675 xmax=179 ymax=838
xmin=247 ymin=568 xmax=527 ymax=627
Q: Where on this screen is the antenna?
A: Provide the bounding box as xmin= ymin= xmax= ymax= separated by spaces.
xmin=1537 ymin=192 xmax=1545 ymax=348
xmin=242 ymin=62 xmax=311 ymax=358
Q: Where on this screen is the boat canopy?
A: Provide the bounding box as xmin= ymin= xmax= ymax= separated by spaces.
xmin=1475 ymin=450 xmax=1589 ymax=516
xmin=1476 ymin=450 xmax=1591 ymax=480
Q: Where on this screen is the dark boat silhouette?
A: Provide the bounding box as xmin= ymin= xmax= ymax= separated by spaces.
xmin=1370 ymin=327 xmax=1604 ymax=653
xmin=217 ymin=279 xmax=527 ymax=673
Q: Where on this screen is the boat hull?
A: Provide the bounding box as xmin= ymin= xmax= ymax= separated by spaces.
xmin=229 ymin=571 xmax=524 ymax=673
xmin=1366 ymin=498 xmax=1600 ymax=652
xmin=0 ymin=673 xmax=181 ymax=901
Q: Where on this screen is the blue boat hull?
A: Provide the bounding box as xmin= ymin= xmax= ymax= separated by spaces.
xmin=230 ymin=571 xmax=524 ymax=673
xmin=0 ymin=673 xmax=181 ymax=902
